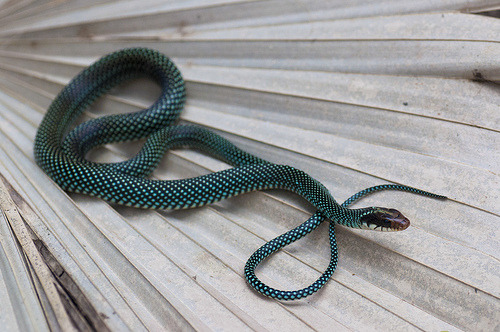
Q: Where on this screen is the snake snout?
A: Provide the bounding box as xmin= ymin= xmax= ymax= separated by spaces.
xmin=385 ymin=208 xmax=410 ymax=231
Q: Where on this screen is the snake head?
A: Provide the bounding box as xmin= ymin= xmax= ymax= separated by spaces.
xmin=359 ymin=207 xmax=410 ymax=231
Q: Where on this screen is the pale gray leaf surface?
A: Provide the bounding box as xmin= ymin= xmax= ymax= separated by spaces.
xmin=0 ymin=1 xmax=498 ymax=331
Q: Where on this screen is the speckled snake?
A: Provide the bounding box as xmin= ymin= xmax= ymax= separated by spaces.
xmin=34 ymin=48 xmax=446 ymax=300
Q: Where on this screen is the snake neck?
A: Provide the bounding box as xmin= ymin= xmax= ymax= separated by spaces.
xmin=345 ymin=207 xmax=375 ymax=228
xmin=326 ymin=206 xmax=374 ymax=229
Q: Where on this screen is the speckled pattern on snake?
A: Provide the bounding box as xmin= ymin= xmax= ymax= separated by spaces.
xmin=34 ymin=48 xmax=446 ymax=300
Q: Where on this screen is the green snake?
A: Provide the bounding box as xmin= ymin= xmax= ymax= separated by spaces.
xmin=34 ymin=48 xmax=446 ymax=300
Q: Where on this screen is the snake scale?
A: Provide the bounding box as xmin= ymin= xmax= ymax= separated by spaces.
xmin=34 ymin=48 xmax=446 ymax=300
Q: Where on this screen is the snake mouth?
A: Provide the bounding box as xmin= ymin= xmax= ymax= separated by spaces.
xmin=359 ymin=207 xmax=410 ymax=231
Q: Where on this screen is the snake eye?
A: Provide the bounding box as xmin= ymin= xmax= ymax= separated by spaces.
xmin=359 ymin=208 xmax=410 ymax=231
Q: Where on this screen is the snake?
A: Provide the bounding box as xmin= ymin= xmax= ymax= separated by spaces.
xmin=34 ymin=48 xmax=446 ymax=300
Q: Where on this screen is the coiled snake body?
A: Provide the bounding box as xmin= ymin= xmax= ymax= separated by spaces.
xmin=34 ymin=48 xmax=445 ymax=300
